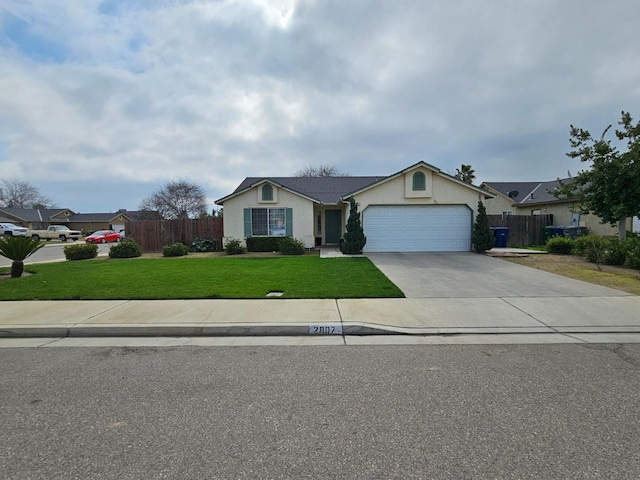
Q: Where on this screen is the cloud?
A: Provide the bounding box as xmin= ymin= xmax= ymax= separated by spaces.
xmin=1 ymin=0 xmax=639 ymax=212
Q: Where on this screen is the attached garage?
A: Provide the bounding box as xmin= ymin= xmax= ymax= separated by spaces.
xmin=363 ymin=205 xmax=472 ymax=252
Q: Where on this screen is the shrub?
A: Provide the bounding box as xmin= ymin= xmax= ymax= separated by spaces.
xmin=224 ymin=238 xmax=245 ymax=255
xmin=246 ymin=236 xmax=280 ymax=252
xmin=109 ymin=239 xmax=142 ymax=258
xmin=162 ymin=242 xmax=189 ymax=257
xmin=573 ymin=235 xmax=610 ymax=263
xmin=624 ymin=236 xmax=640 ymax=269
xmin=472 ymin=201 xmax=495 ymax=253
xmin=604 ymin=240 xmax=628 ymax=266
xmin=189 ymin=237 xmax=218 ymax=252
xmin=278 ymin=237 xmax=305 ymax=255
xmin=341 ymin=197 xmax=366 ymax=254
xmin=63 ymin=243 xmax=98 ymax=261
xmin=545 ymin=236 xmax=574 ymax=255
xmin=0 ymin=236 xmax=45 ymax=277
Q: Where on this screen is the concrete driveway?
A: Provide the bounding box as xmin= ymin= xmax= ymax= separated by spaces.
xmin=366 ymin=252 xmax=631 ymax=298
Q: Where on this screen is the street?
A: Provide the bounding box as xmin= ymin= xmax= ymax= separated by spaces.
xmin=2 ymin=344 xmax=639 ymax=479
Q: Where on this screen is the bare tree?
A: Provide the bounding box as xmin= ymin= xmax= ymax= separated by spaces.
xmin=0 ymin=179 xmax=56 ymax=208
xmin=139 ymin=180 xmax=207 ymax=219
xmin=293 ymin=165 xmax=349 ymax=177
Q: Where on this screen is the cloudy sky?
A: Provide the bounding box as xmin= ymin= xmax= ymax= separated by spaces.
xmin=1 ymin=0 xmax=639 ymax=214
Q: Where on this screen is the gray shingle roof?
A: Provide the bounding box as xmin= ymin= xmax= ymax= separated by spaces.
xmin=232 ymin=176 xmax=387 ymax=204
xmin=482 ymin=179 xmax=572 ymax=205
xmin=0 ymin=207 xmax=73 ymax=222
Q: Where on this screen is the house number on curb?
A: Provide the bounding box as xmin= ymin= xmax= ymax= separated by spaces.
xmin=309 ymin=324 xmax=343 ymax=335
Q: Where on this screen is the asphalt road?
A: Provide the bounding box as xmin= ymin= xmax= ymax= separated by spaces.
xmin=2 ymin=344 xmax=639 ymax=479
xmin=0 ymin=241 xmax=112 ymax=267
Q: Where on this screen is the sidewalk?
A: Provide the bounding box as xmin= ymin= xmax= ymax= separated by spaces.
xmin=2 ymin=296 xmax=640 ymax=342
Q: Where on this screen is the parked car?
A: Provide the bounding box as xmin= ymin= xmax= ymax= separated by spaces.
xmin=0 ymin=222 xmax=28 ymax=237
xmin=27 ymin=225 xmax=82 ymax=241
xmin=85 ymin=230 xmax=122 ymax=244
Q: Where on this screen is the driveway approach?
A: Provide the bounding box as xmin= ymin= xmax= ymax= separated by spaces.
xmin=365 ymin=252 xmax=631 ymax=298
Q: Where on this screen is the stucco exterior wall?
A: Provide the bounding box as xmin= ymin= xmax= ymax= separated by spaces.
xmin=222 ymin=185 xmax=314 ymax=245
xmin=353 ymin=168 xmax=486 ymax=218
xmin=484 ymin=195 xmax=518 ymax=215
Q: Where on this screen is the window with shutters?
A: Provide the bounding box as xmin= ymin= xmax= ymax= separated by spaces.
xmin=251 ymin=208 xmax=286 ymax=236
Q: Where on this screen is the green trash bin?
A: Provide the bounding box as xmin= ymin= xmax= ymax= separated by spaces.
xmin=543 ymin=226 xmax=555 ymax=243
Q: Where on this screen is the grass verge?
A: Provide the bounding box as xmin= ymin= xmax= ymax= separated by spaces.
xmin=502 ymin=254 xmax=640 ymax=295
xmin=0 ymin=256 xmax=404 ymax=300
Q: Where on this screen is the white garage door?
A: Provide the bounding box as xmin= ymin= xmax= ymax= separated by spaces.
xmin=363 ymin=205 xmax=472 ymax=252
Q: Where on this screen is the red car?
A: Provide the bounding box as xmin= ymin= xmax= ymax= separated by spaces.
xmin=85 ymin=230 xmax=122 ymax=244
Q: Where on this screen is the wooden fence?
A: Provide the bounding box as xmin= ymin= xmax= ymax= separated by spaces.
xmin=125 ymin=217 xmax=223 ymax=253
xmin=487 ymin=214 xmax=553 ymax=247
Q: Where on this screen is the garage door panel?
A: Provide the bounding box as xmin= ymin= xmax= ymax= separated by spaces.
xmin=363 ymin=205 xmax=471 ymax=252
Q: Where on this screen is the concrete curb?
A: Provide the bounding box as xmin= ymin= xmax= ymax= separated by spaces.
xmin=4 ymin=323 xmax=640 ymax=338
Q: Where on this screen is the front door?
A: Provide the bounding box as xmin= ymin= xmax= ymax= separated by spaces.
xmin=325 ymin=210 xmax=342 ymax=244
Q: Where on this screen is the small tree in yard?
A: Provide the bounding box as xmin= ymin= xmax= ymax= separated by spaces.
xmin=557 ymin=111 xmax=640 ymax=241
xmin=341 ymin=198 xmax=366 ymax=254
xmin=472 ymin=201 xmax=495 ymax=253
xmin=0 ymin=236 xmax=44 ymax=278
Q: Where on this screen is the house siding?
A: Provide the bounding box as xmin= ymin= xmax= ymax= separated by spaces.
xmin=354 ymin=168 xmax=484 ymax=218
xmin=222 ymin=186 xmax=314 ymax=245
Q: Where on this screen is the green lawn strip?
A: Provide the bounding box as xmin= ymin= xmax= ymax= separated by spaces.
xmin=0 ymin=256 xmax=404 ymax=300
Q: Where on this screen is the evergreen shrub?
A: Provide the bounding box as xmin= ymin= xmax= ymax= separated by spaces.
xmin=278 ymin=237 xmax=305 ymax=255
xmin=624 ymin=236 xmax=640 ymax=269
xmin=341 ymin=197 xmax=366 ymax=254
xmin=545 ymin=236 xmax=574 ymax=255
xmin=162 ymin=242 xmax=189 ymax=257
xmin=63 ymin=243 xmax=98 ymax=261
xmin=109 ymin=239 xmax=142 ymax=258
xmin=472 ymin=201 xmax=495 ymax=253
xmin=189 ymin=237 xmax=218 ymax=252
xmin=224 ymin=238 xmax=245 ymax=255
xmin=246 ymin=237 xmax=281 ymax=252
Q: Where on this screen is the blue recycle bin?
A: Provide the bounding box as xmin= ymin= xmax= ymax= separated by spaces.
xmin=552 ymin=226 xmax=564 ymax=237
xmin=493 ymin=226 xmax=509 ymax=248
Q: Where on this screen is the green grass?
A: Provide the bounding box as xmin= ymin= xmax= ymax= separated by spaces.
xmin=0 ymin=256 xmax=404 ymax=300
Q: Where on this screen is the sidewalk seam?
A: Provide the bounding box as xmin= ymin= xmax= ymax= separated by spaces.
xmin=68 ymin=300 xmax=131 ymax=328
xmin=335 ymin=299 xmax=347 ymax=345
xmin=499 ymin=297 xmax=588 ymax=343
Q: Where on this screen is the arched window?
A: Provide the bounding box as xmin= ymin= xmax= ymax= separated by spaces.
xmin=412 ymin=172 xmax=426 ymax=191
xmin=262 ymin=184 xmax=273 ymax=201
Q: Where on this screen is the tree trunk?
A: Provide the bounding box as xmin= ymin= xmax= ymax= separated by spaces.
xmin=11 ymin=261 xmax=24 ymax=278
xmin=619 ymin=216 xmax=627 ymax=242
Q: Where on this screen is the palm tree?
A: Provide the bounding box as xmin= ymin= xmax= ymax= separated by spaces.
xmin=0 ymin=236 xmax=44 ymax=278
xmin=455 ymin=164 xmax=476 ymax=184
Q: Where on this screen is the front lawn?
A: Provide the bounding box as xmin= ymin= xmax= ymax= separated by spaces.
xmin=0 ymin=256 xmax=404 ymax=300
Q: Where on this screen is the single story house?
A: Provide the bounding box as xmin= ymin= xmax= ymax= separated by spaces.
xmin=480 ymin=179 xmax=632 ymax=237
xmin=215 ymin=161 xmax=494 ymax=253
xmin=0 ymin=207 xmax=145 ymax=233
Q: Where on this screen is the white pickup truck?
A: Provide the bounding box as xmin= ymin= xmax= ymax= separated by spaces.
xmin=28 ymin=225 xmax=82 ymax=242
xmin=0 ymin=222 xmax=29 ymax=237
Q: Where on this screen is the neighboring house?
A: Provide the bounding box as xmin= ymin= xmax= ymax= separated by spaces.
xmin=65 ymin=209 xmax=146 ymax=233
xmin=0 ymin=207 xmax=76 ymax=229
xmin=480 ymin=179 xmax=631 ymax=237
xmin=0 ymin=207 xmax=145 ymax=233
xmin=215 ymin=161 xmax=494 ymax=253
